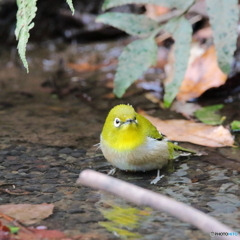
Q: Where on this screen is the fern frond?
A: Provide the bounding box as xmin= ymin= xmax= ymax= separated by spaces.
xmin=15 ymin=0 xmax=37 ymax=72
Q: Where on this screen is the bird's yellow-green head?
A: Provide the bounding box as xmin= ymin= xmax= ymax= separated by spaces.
xmin=101 ymin=104 xmax=142 ymax=151
xmin=101 ymin=104 xmax=162 ymax=151
xmin=103 ymin=104 xmax=137 ymax=130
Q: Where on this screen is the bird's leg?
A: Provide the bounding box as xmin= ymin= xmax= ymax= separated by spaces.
xmin=107 ymin=168 xmax=117 ymax=176
xmin=150 ymin=169 xmax=164 ymax=184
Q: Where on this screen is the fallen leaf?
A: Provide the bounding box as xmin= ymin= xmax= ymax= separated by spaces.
xmin=0 ymin=204 xmax=54 ymax=225
xmin=194 ymin=104 xmax=225 ymax=125
xmin=102 ymin=93 xmax=115 ymax=99
xmin=15 ymin=229 xmax=67 ymax=240
xmin=170 ymin=101 xmax=201 ymax=119
xmin=139 ymin=110 xmax=234 ymax=147
xmin=177 ymin=45 xmax=228 ymax=101
xmin=230 ymin=120 xmax=240 ymax=132
xmin=68 ymin=62 xmax=104 ymax=72
xmin=144 ymin=92 xmax=161 ymax=103
xmin=145 ymin=4 xmax=170 ymax=19
xmin=194 ymin=27 xmax=212 ymax=40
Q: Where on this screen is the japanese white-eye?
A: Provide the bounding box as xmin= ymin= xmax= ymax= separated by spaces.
xmin=100 ymin=104 xmax=195 ymax=183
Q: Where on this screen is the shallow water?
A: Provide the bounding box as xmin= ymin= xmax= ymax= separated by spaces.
xmin=0 ymin=40 xmax=239 ymax=239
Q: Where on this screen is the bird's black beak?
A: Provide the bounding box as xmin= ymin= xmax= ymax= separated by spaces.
xmin=125 ymin=119 xmax=137 ymax=124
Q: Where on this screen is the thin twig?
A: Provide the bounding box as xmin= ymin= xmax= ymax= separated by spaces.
xmin=0 ymin=212 xmax=33 ymax=234
xmin=77 ymin=170 xmax=240 ymax=240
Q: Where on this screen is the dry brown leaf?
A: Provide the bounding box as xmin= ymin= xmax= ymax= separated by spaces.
xmin=170 ymin=101 xmax=201 ymax=119
xmin=194 ymin=27 xmax=212 ymax=40
xmin=0 ymin=203 xmax=54 ymax=225
xmin=177 ymin=45 xmax=228 ymax=101
xmin=139 ymin=110 xmax=234 ymax=147
xmin=68 ymin=62 xmax=104 ymax=72
xmin=145 ymin=92 xmax=160 ymax=103
xmin=145 ymin=4 xmax=170 ymax=19
xmin=18 ymin=229 xmax=66 ymax=240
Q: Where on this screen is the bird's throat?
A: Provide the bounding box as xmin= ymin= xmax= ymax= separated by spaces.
xmin=105 ymin=126 xmax=145 ymax=152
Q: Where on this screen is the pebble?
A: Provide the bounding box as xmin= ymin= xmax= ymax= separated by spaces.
xmin=59 ymin=148 xmax=73 ymax=154
xmin=5 ymin=174 xmax=17 ymax=179
xmin=0 ymin=151 xmax=8 ymax=155
xmin=24 ymin=186 xmax=41 ymax=192
xmin=68 ymin=208 xmax=85 ymax=214
xmin=207 ymin=202 xmax=237 ymax=213
xmin=66 ymin=156 xmax=76 ymax=163
xmin=9 ymin=150 xmax=21 ymax=156
xmin=44 ymin=170 xmax=60 ymax=179
xmin=15 ymin=146 xmax=27 ymax=151
xmin=42 ymin=187 xmax=58 ymax=193
xmin=71 ymin=152 xmax=84 ymax=158
xmin=26 ymin=156 xmax=37 ymax=161
xmin=19 ymin=153 xmax=28 ymax=160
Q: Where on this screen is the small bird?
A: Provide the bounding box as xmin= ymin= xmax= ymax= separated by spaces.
xmin=100 ymin=104 xmax=195 ymax=184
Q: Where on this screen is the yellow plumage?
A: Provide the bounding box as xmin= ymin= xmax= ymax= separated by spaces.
xmin=100 ymin=104 xmax=195 ymax=176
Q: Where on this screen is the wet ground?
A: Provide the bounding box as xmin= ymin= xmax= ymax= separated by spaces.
xmin=0 ymin=40 xmax=240 ymax=239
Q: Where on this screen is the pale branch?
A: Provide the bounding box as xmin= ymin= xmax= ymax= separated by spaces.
xmin=77 ymin=169 xmax=239 ymax=240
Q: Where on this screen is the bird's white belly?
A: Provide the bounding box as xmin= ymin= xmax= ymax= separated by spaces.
xmin=100 ymin=136 xmax=169 ymax=171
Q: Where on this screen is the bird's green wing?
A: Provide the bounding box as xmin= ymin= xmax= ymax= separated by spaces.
xmin=137 ymin=113 xmax=164 ymax=140
xmin=168 ymin=142 xmax=196 ymax=159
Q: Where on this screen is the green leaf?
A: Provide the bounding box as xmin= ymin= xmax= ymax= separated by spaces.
xmin=8 ymin=226 xmax=20 ymax=234
xmin=15 ymin=0 xmax=37 ymax=72
xmin=96 ymin=13 xmax=159 ymax=38
xmin=66 ymin=0 xmax=75 ymax=15
xmin=195 ymin=104 xmax=225 ymax=125
xmin=230 ymin=120 xmax=240 ymax=132
xmin=206 ymin=0 xmax=238 ymax=74
xmin=163 ymin=17 xmax=192 ymax=107
xmin=114 ymin=37 xmax=157 ymax=97
xmin=102 ymin=0 xmax=194 ymax=11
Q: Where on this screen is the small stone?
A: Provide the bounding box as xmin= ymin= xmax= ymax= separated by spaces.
xmin=4 ymin=174 xmax=16 ymax=180
xmin=66 ymin=156 xmax=76 ymax=163
xmin=38 ymin=195 xmax=56 ymax=203
xmin=0 ymin=156 xmax=4 ymax=162
xmin=19 ymin=153 xmax=28 ymax=160
xmin=15 ymin=146 xmax=27 ymax=151
xmin=0 ymin=166 xmax=6 ymax=170
xmin=6 ymin=156 xmax=17 ymax=161
xmin=42 ymin=187 xmax=57 ymax=193
xmin=9 ymin=150 xmax=21 ymax=156
xmin=59 ymin=148 xmax=73 ymax=154
xmin=68 ymin=208 xmax=85 ymax=214
xmin=68 ymin=173 xmax=79 ymax=179
xmin=18 ymin=169 xmax=28 ymax=173
xmin=19 ymin=172 xmax=27 ymax=176
xmin=26 ymin=156 xmax=37 ymax=161
xmin=27 ymin=179 xmax=40 ymax=184
xmin=40 ymin=179 xmax=57 ymax=184
xmin=19 ymin=174 xmax=32 ymax=179
xmin=59 ymin=154 xmax=67 ymax=159
xmin=24 ymin=186 xmax=41 ymax=192
xmin=33 ymin=165 xmax=49 ymax=172
xmin=71 ymin=152 xmax=84 ymax=158
xmin=0 ymin=151 xmax=8 ymax=156
xmin=44 ymin=170 xmax=59 ymax=179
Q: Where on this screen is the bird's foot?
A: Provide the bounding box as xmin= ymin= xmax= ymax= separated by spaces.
xmin=150 ymin=170 xmax=164 ymax=184
xmin=107 ymin=168 xmax=117 ymax=176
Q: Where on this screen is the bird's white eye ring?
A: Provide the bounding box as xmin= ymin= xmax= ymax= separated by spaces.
xmin=114 ymin=118 xmax=121 ymax=127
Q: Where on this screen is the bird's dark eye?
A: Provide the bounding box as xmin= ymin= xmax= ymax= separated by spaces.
xmin=114 ymin=118 xmax=121 ymax=127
